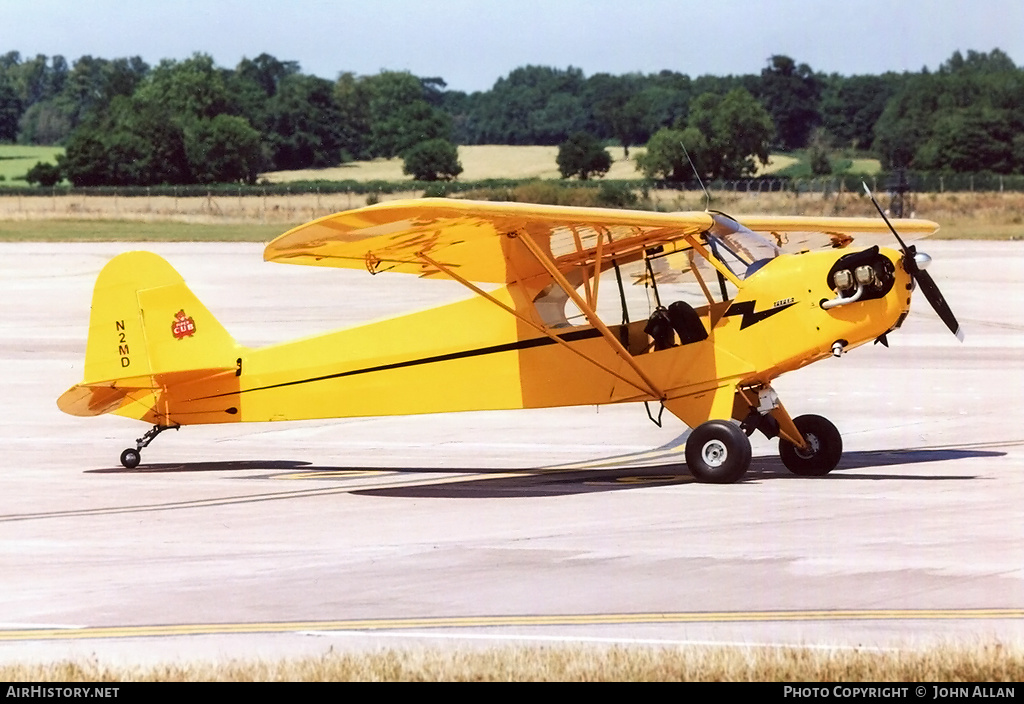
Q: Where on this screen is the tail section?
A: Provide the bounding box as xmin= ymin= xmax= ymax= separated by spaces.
xmin=58 ymin=251 xmax=244 ymax=421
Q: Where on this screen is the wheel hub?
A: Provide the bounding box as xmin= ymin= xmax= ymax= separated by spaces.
xmin=795 ymin=432 xmax=821 ymax=460
xmin=701 ymin=439 xmax=728 ymax=467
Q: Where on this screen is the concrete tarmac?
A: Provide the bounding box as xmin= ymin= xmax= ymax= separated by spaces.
xmin=0 ymin=240 xmax=1022 ymax=664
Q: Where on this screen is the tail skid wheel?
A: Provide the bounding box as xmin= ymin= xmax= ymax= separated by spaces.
xmin=685 ymin=420 xmax=752 ymax=484
xmin=118 ymin=423 xmax=179 ymax=469
xmin=779 ymin=414 xmax=842 ymax=476
xmin=120 ymin=448 xmax=141 ymax=469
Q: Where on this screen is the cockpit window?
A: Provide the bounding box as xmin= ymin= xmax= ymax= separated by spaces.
xmin=706 ymin=212 xmax=781 ymax=280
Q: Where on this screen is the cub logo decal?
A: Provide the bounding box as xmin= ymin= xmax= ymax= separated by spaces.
xmin=171 ymin=309 xmax=196 ymax=339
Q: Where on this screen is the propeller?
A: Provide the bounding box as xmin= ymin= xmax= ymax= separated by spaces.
xmin=862 ymin=182 xmax=964 ymax=342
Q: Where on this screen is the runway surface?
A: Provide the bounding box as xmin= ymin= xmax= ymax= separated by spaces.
xmin=1 ymin=239 xmax=1022 ymax=664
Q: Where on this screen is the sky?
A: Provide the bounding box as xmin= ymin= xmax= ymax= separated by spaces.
xmin=3 ymin=0 xmax=1023 ymax=92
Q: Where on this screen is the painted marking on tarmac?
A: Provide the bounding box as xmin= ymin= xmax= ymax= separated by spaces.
xmin=0 ymin=609 xmax=1021 ymax=642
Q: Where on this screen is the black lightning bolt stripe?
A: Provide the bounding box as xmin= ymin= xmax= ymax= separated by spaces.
xmin=723 ymin=300 xmax=798 ymax=330
xmin=196 ymin=327 xmax=605 ymax=400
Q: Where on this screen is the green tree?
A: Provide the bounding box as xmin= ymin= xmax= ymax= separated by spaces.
xmin=819 ymin=74 xmax=897 ymax=150
xmin=401 ymin=138 xmax=463 ymax=181
xmin=25 ymin=161 xmax=61 ymax=186
xmin=556 ymin=132 xmax=611 ymax=180
xmin=263 ymin=73 xmax=344 ymax=170
xmin=333 ymin=72 xmax=372 ymax=160
xmin=687 ymin=88 xmax=773 ymax=179
xmin=59 ymin=96 xmax=191 ymax=186
xmin=363 ymin=71 xmax=453 ymax=158
xmin=186 ymin=114 xmax=265 ymax=183
xmin=135 ymin=54 xmax=231 ymax=120
xmin=635 ymin=127 xmax=707 ymax=181
xmin=807 ymin=128 xmax=833 ymax=175
xmin=758 ymin=55 xmax=820 ymax=150
xmin=637 ymin=88 xmax=771 ymax=182
xmin=0 ymin=79 xmax=20 ymax=141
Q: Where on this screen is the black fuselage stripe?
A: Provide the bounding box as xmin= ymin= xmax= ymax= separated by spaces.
xmin=199 ymin=327 xmax=605 ymax=400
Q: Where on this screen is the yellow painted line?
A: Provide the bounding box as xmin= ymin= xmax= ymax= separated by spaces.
xmin=2 ymin=609 xmax=1021 ymax=642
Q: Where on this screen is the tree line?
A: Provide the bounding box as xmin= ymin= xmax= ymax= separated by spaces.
xmin=0 ymin=48 xmax=1021 ymax=187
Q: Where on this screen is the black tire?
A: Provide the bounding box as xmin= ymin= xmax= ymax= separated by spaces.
xmin=120 ymin=448 xmax=141 ymax=469
xmin=779 ymin=414 xmax=842 ymax=476
xmin=685 ymin=420 xmax=752 ymax=484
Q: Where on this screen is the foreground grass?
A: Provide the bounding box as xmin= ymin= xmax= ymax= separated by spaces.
xmin=2 ymin=644 xmax=1022 ymax=681
xmin=0 ymin=219 xmax=289 ymax=242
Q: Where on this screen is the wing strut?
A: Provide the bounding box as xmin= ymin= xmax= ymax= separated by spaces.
xmin=415 ymin=252 xmax=657 ymax=400
xmin=515 ymin=231 xmax=666 ymax=401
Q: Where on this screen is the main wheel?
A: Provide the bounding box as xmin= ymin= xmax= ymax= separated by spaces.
xmin=120 ymin=448 xmax=141 ymax=469
xmin=685 ymin=420 xmax=752 ymax=484
xmin=779 ymin=414 xmax=842 ymax=476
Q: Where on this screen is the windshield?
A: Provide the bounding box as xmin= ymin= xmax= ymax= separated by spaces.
xmin=706 ymin=213 xmax=781 ymax=280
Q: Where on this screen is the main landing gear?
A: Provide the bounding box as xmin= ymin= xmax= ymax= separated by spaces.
xmin=685 ymin=420 xmax=752 ymax=484
xmin=685 ymin=409 xmax=843 ymax=484
xmin=778 ymin=414 xmax=843 ymax=477
xmin=119 ymin=424 xmax=179 ymax=468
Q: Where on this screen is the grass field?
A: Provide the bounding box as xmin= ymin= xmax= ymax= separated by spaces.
xmin=0 ymin=190 xmax=1021 ymax=240
xmin=0 ymin=145 xmax=1020 ymax=240
xmin=0 ymin=144 xmax=63 ymax=183
xmin=262 ymin=144 xmax=647 ymax=183
xmin=259 ymin=146 xmax=875 ymax=183
xmin=0 ymin=219 xmax=287 ymax=242
xmin=2 ymin=643 xmax=1021 ymax=681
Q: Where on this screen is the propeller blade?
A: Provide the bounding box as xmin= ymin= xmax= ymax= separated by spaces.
xmin=915 ymin=268 xmax=965 ymax=342
xmin=862 ymin=182 xmax=963 ymax=342
xmin=862 ymin=182 xmax=911 ymax=254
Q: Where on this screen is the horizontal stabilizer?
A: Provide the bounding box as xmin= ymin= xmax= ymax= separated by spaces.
xmin=59 ymin=251 xmax=245 ymax=422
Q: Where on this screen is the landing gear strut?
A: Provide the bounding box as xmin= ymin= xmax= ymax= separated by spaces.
xmin=119 ymin=424 xmax=179 ymax=468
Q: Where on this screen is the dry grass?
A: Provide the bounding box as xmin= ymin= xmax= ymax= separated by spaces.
xmin=0 ymin=189 xmax=1021 ymax=241
xmin=259 ymin=148 xmax=869 ymax=183
xmin=2 ymin=643 xmax=1022 ymax=681
xmin=262 ymin=144 xmax=645 ymax=183
xmin=755 ymin=154 xmax=800 ymax=175
xmin=0 ymin=191 xmax=418 ymax=229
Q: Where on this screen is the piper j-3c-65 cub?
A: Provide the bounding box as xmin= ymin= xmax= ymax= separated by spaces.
xmin=57 ymin=186 xmax=962 ymax=483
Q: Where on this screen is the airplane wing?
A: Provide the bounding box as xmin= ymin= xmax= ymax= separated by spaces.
xmin=263 ymin=199 xmax=715 ymax=285
xmin=731 ymin=214 xmax=939 ymax=252
xmin=264 ymin=200 xmax=940 ymax=285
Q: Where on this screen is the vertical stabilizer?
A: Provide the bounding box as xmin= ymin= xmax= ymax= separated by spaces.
xmin=59 ymin=251 xmax=244 ymax=419
xmin=82 ymin=251 xmax=240 ymax=383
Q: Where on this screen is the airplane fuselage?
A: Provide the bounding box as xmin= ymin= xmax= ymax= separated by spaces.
xmin=114 ymin=246 xmax=911 ymax=431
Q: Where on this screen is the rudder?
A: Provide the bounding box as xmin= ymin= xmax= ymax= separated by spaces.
xmin=82 ymin=251 xmax=241 ymax=383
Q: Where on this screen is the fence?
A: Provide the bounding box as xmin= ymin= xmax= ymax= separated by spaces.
xmin=2 ymin=172 xmax=1023 ymax=222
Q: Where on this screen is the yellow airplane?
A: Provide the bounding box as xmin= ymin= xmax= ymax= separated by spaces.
xmin=57 ymin=190 xmax=961 ymax=482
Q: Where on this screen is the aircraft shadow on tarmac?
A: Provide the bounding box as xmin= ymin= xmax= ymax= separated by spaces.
xmin=86 ymin=460 xmax=316 ymax=474
xmin=86 ymin=447 xmax=1000 ymax=499
xmin=353 ymin=447 xmax=997 ymax=499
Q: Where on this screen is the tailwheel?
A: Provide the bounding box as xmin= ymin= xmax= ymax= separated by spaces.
xmin=779 ymin=414 xmax=842 ymax=476
xmin=685 ymin=420 xmax=752 ymax=484
xmin=118 ymin=423 xmax=179 ymax=469
xmin=120 ymin=448 xmax=141 ymax=469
